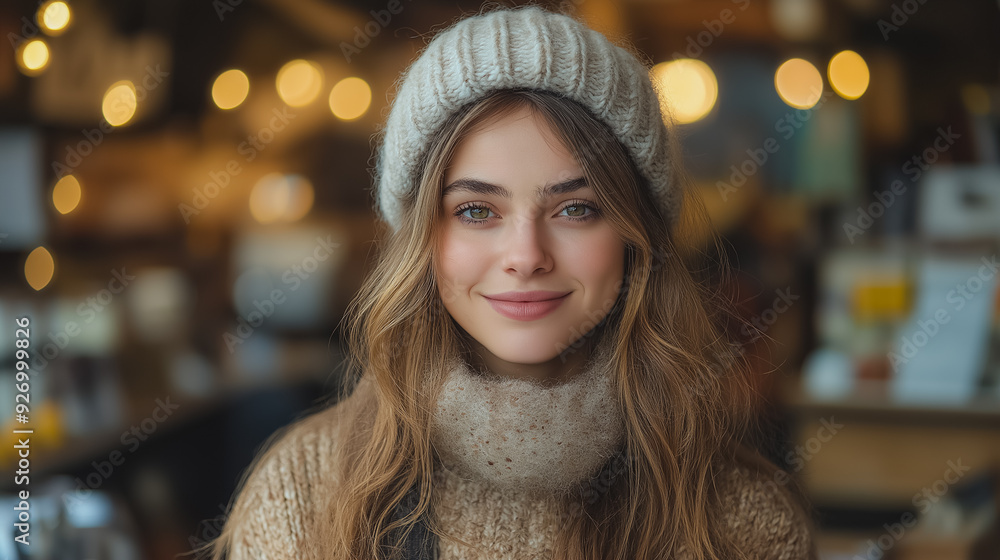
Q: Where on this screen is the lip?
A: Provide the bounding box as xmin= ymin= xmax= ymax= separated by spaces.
xmin=483 ymin=291 xmax=571 ymax=321
xmin=485 ymin=290 xmax=571 ymax=302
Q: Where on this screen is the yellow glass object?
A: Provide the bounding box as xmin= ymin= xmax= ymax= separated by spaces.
xmin=852 ymin=279 xmax=910 ymax=322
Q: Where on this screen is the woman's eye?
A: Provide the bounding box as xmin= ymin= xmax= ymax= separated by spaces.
xmin=466 ymin=206 xmax=491 ymax=220
xmin=453 ymin=201 xmax=598 ymax=224
xmin=560 ymin=203 xmax=598 ymax=222
xmin=563 ymin=205 xmax=588 ymax=217
xmin=454 ymin=204 xmax=494 ymax=224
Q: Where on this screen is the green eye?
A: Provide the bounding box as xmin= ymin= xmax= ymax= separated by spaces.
xmin=559 ymin=201 xmax=599 ymax=222
xmin=454 ymin=203 xmax=495 ymax=224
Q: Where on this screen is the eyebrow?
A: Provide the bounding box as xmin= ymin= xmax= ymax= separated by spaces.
xmin=441 ymin=176 xmax=589 ymax=201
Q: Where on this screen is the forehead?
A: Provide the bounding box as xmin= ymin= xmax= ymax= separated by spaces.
xmin=443 ymin=106 xmax=582 ymax=189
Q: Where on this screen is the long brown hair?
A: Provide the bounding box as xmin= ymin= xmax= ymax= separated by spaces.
xmin=201 ymin=20 xmax=805 ymax=560
xmin=336 ymin=85 xmax=772 ymax=559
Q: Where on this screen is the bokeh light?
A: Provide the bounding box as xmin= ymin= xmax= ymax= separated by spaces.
xmin=328 ymin=77 xmax=371 ymax=121
xmin=212 ymin=69 xmax=250 ymax=110
xmin=775 ymin=58 xmax=824 ymax=109
xmin=102 ymin=81 xmax=138 ymax=126
xmin=38 ymin=1 xmax=72 ymax=35
xmin=276 ymin=60 xmax=323 ymax=107
xmin=16 ymin=39 xmax=50 ymax=76
xmin=249 ymin=173 xmax=315 ymax=224
xmin=25 ymin=247 xmax=55 ymax=291
xmin=52 ymin=175 xmax=82 ymax=214
xmin=651 ymin=59 xmax=719 ymax=124
xmin=828 ymin=50 xmax=870 ymax=100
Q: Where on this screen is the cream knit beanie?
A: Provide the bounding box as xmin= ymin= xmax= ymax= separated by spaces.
xmin=371 ymin=3 xmax=680 ymax=233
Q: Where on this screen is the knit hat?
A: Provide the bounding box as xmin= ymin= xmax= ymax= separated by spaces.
xmin=371 ymin=4 xmax=680 ymax=234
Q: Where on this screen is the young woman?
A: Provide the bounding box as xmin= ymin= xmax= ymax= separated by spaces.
xmin=202 ymin=4 xmax=817 ymax=559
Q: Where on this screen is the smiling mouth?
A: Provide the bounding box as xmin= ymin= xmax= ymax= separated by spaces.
xmin=483 ymin=293 xmax=570 ymax=321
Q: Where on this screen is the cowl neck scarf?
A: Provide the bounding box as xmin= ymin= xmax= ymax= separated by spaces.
xmin=429 ymin=340 xmax=626 ymax=498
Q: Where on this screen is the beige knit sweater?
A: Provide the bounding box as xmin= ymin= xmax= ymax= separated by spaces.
xmin=224 ymin=361 xmax=817 ymax=560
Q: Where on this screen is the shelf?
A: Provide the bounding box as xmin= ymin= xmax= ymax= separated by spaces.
xmin=781 ymin=379 xmax=1000 ymax=429
xmin=0 ymin=373 xmax=329 ymax=492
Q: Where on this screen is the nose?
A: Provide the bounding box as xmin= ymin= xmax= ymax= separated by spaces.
xmin=499 ymin=213 xmax=553 ymax=277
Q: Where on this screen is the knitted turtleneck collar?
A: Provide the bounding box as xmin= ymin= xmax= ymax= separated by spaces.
xmin=429 ymin=342 xmax=625 ymax=498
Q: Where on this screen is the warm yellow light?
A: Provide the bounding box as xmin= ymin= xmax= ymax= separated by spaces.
xmin=212 ymin=69 xmax=250 ymax=110
xmin=276 ymin=60 xmax=323 ymax=107
xmin=17 ymin=39 xmax=50 ymax=75
xmin=962 ymin=84 xmax=991 ymax=116
xmin=52 ymin=175 xmax=82 ymax=214
xmin=25 ymin=247 xmax=55 ymax=291
xmin=329 ymin=77 xmax=371 ymax=121
xmin=249 ymin=173 xmax=315 ymax=224
xmin=651 ymin=59 xmax=719 ymax=124
xmin=775 ymin=58 xmax=824 ymax=109
xmin=39 ymin=1 xmax=72 ymax=35
xmin=828 ymin=50 xmax=869 ymax=100
xmin=102 ymin=81 xmax=137 ymax=126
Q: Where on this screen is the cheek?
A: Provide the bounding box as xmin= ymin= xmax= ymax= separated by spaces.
xmin=565 ymin=231 xmax=625 ymax=294
xmin=435 ymin=228 xmax=488 ymax=291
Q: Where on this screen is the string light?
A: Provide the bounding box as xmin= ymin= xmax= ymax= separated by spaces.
xmin=16 ymin=39 xmax=50 ymax=76
xmin=828 ymin=50 xmax=870 ymax=100
xmin=276 ymin=60 xmax=323 ymax=107
xmin=212 ymin=69 xmax=250 ymax=110
xmin=52 ymin=175 xmax=82 ymax=214
xmin=38 ymin=1 xmax=72 ymax=35
xmin=102 ymin=81 xmax=137 ymax=126
xmin=775 ymin=58 xmax=824 ymax=109
xmin=329 ymin=77 xmax=371 ymax=121
xmin=25 ymin=247 xmax=55 ymax=291
xmin=651 ymin=59 xmax=719 ymax=124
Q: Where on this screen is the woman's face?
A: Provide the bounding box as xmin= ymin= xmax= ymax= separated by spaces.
xmin=435 ymin=105 xmax=626 ymax=367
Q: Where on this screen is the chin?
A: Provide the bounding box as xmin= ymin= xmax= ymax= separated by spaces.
xmin=482 ymin=339 xmax=566 ymax=365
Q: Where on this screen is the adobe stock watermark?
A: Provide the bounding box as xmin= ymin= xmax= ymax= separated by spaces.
xmin=51 ymin=65 xmax=171 ymax=179
xmin=212 ymin=0 xmax=245 ymax=22
xmin=340 ymin=0 xmax=413 ymax=63
xmin=223 ymin=235 xmax=341 ymax=352
xmin=188 ymin=502 xmax=233 ymax=552
xmin=843 ymin=125 xmax=959 ymax=243
xmin=30 ymin=268 xmax=135 ymax=372
xmin=717 ymin=89 xmax=834 ymax=201
xmin=62 ymin=396 xmax=180 ymax=512
xmin=178 ymin=106 xmax=295 ymax=223
xmin=669 ymin=0 xmax=751 ymax=61
xmin=6 ymin=1 xmax=59 ymax=50
xmin=878 ymin=0 xmax=932 ymax=41
xmin=768 ymin=416 xmax=844 ymax=491
xmin=855 ymin=458 xmax=971 ymax=560
xmin=739 ymin=288 xmax=799 ymax=346
xmin=888 ymin=255 xmax=998 ymax=370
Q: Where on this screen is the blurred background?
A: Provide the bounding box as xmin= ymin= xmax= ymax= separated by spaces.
xmin=1 ymin=0 xmax=999 ymax=558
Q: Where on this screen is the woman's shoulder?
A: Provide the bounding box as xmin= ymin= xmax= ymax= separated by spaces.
xmin=714 ymin=445 xmax=819 ymax=560
xmin=243 ymin=375 xmax=374 ymax=489
xmin=215 ymin=376 xmax=375 ymax=559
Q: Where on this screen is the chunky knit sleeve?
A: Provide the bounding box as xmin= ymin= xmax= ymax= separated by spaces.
xmin=221 ymin=385 xmax=365 ymax=560
xmin=226 ymin=438 xmax=311 ymax=559
xmin=719 ymin=462 xmax=818 ymax=560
